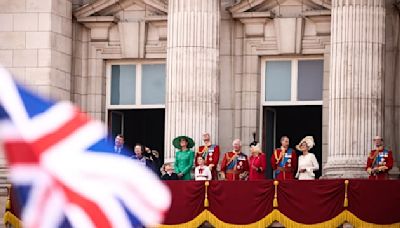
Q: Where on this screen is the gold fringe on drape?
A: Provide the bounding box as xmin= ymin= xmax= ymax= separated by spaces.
xmin=159 ymin=209 xmax=400 ymax=228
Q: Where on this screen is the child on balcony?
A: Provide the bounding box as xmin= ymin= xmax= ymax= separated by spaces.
xmin=195 ymin=157 xmax=212 ymax=181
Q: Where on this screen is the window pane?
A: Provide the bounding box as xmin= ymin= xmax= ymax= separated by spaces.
xmin=111 ymin=65 xmax=136 ymax=105
xmin=298 ymin=60 xmax=323 ymax=101
xmin=265 ymin=61 xmax=291 ymax=101
xmin=142 ymin=64 xmax=166 ymax=105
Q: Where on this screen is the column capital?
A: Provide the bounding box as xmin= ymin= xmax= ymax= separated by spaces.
xmin=333 ymin=0 xmax=384 ymax=8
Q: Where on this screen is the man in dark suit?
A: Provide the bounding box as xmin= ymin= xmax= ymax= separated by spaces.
xmin=114 ymin=134 xmax=125 ymax=154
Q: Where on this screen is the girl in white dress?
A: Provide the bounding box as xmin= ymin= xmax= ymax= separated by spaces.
xmin=295 ymin=136 xmax=319 ymax=180
xmin=195 ymin=157 xmax=212 ymax=181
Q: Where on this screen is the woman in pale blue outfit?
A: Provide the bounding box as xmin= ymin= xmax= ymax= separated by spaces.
xmin=173 ymin=136 xmax=195 ymax=180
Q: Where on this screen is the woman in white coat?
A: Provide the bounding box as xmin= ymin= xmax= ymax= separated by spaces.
xmin=295 ymin=136 xmax=319 ymax=180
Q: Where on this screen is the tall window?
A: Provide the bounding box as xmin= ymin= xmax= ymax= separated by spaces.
xmin=262 ymin=59 xmax=323 ymax=105
xmin=107 ymin=62 xmax=166 ymax=109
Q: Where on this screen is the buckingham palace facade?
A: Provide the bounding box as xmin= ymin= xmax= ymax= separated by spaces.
xmin=0 ymin=0 xmax=399 ymax=179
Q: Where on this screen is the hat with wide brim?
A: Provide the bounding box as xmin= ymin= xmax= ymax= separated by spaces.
xmin=296 ymin=136 xmax=315 ymax=151
xmin=172 ymin=136 xmax=195 ymax=149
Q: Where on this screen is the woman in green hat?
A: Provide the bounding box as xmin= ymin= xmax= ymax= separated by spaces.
xmin=173 ymin=136 xmax=195 ymax=180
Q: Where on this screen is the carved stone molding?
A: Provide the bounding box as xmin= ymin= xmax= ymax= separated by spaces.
xmin=239 ymin=18 xmax=271 ymax=38
xmin=230 ymin=0 xmax=331 ymax=55
xmin=274 ymin=18 xmax=304 ymax=54
xmin=74 ymin=0 xmax=166 ymax=19
xmin=78 ymin=16 xmax=118 ymax=41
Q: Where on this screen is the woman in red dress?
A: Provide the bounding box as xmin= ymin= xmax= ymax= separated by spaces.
xmin=248 ymin=143 xmax=266 ymax=180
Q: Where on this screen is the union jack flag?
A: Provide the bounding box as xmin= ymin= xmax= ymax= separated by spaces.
xmin=0 ymin=68 xmax=171 ymax=228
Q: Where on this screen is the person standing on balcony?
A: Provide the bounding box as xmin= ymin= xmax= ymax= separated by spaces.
xmin=194 ymin=157 xmax=212 ymax=181
xmin=248 ymin=142 xmax=266 ymax=180
xmin=173 ymin=136 xmax=195 ymax=180
xmin=366 ymin=136 xmax=393 ymax=180
xmin=220 ymin=139 xmax=249 ymax=181
xmin=114 ymin=134 xmax=125 ymax=154
xmin=161 ymin=162 xmax=179 ymax=180
xmin=271 ymin=136 xmax=297 ymax=180
xmin=295 ymin=136 xmax=319 ymax=180
xmin=195 ymin=133 xmax=220 ymax=180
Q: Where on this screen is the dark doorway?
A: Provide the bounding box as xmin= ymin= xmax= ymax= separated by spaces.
xmin=262 ymin=106 xmax=322 ymax=179
xmin=108 ymin=109 xmax=165 ymax=163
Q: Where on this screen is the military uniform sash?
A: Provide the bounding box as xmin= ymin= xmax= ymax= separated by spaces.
xmin=226 ymin=153 xmax=238 ymax=171
xmin=274 ymin=148 xmax=292 ymax=178
xmin=372 ymin=149 xmax=389 ymax=168
xmin=202 ymin=144 xmax=215 ymax=159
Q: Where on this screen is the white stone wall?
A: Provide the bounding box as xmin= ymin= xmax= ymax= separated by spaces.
xmin=217 ymin=0 xmax=238 ymax=155
xmin=0 ymin=0 xmax=73 ymax=100
xmin=71 ymin=22 xmax=89 ymax=113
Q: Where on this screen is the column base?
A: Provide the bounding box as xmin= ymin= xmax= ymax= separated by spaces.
xmin=388 ymin=167 xmax=400 ymax=179
xmin=322 ymin=157 xmax=369 ymax=179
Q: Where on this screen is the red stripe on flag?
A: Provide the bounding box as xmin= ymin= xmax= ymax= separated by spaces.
xmin=32 ymin=110 xmax=89 ymax=158
xmin=58 ymin=181 xmax=112 ymax=228
xmin=4 ymin=141 xmax=39 ymax=164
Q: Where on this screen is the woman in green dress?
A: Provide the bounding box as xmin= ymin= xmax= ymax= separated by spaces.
xmin=173 ymin=136 xmax=195 ymax=180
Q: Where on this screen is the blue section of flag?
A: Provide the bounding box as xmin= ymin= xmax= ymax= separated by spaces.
xmin=87 ymin=138 xmax=115 ymax=154
xmin=87 ymin=138 xmax=132 ymax=157
xmin=13 ymin=185 xmax=32 ymax=212
xmin=119 ymin=199 xmax=143 ymax=226
xmin=0 ymin=105 xmax=8 ymax=120
xmin=59 ymin=217 xmax=72 ymax=228
xmin=16 ymin=84 xmax=53 ymax=118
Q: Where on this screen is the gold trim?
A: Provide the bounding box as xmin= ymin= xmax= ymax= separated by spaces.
xmin=4 ymin=211 xmax=22 ymax=228
xmin=273 ymin=180 xmax=279 ymax=208
xmin=160 ymin=209 xmax=400 ymax=228
xmin=204 ymin=181 xmax=209 ymax=208
xmin=344 ymin=179 xmax=349 ymax=208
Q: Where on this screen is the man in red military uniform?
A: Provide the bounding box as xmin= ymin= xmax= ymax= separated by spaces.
xmin=195 ymin=133 xmax=220 ymax=180
xmin=366 ymin=136 xmax=393 ymax=180
xmin=220 ymin=139 xmax=249 ymax=181
xmin=271 ymin=136 xmax=297 ymax=180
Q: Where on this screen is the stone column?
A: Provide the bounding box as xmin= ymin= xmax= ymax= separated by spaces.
xmin=165 ymin=0 xmax=220 ymax=159
xmin=324 ymin=0 xmax=385 ymax=178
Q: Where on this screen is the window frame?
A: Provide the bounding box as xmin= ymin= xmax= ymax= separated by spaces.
xmin=261 ymin=56 xmax=324 ymax=106
xmin=106 ymin=59 xmax=166 ymax=110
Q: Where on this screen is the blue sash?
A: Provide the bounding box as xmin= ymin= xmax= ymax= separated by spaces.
xmin=273 ymin=148 xmax=292 ymax=179
xmin=202 ymin=145 xmax=215 ymax=159
xmin=227 ymin=154 xmax=238 ymax=170
xmin=372 ymin=149 xmax=388 ymax=168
